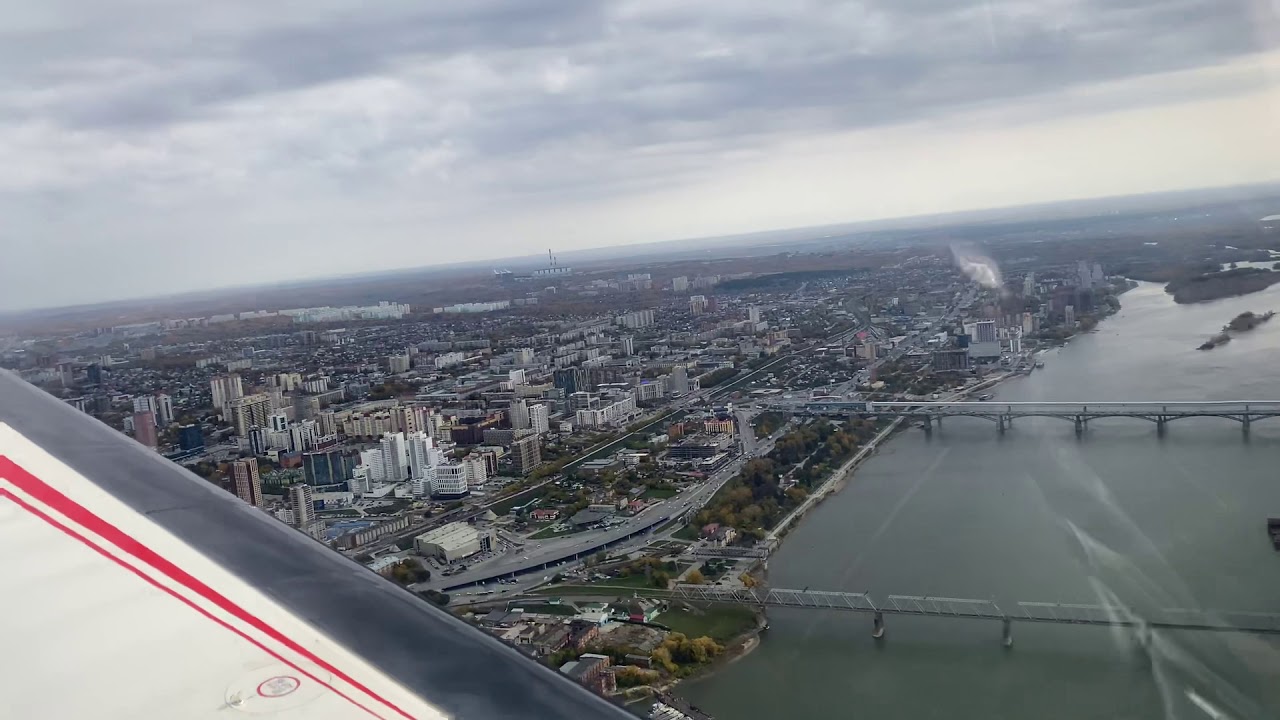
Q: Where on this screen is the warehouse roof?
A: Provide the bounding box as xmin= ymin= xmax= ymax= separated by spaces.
xmin=414 ymin=521 xmax=481 ymax=551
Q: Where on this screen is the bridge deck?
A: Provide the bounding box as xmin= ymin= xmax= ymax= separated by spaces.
xmin=794 ymin=401 xmax=1280 ymax=429
xmin=670 ymin=586 xmax=1280 ymax=635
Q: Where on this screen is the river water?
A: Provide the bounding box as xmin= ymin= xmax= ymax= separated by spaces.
xmin=682 ymin=282 xmax=1280 ymax=720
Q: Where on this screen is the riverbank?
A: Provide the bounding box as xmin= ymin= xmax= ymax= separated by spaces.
xmin=624 ymin=617 xmax=765 ymax=705
xmin=668 ymin=373 xmax=1023 ymax=695
xmin=679 ymin=279 xmax=1280 ymax=719
xmin=765 ymin=370 xmax=1015 ymax=545
xmin=676 ymin=305 xmax=1127 ymax=696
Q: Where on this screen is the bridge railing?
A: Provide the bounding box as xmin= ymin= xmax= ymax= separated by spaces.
xmin=666 ymin=586 xmax=1280 ymax=634
xmin=885 ymin=594 xmax=1003 ymax=619
xmin=767 ymin=589 xmax=877 ymax=612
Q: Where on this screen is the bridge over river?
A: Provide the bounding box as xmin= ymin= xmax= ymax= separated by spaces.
xmin=670 ymin=586 xmax=1280 ymax=646
xmin=799 ymin=401 xmax=1280 ymax=435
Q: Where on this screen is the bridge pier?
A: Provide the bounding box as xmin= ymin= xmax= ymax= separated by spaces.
xmin=1074 ymin=416 xmax=1085 ymax=435
xmin=1001 ymin=618 xmax=1013 ymax=648
xmin=1243 ymin=415 xmax=1251 ymax=436
xmin=922 ymin=415 xmax=932 ymax=430
xmin=872 ymin=611 xmax=885 ymax=639
xmin=1156 ymin=417 xmax=1167 ymax=436
xmin=997 ymin=416 xmax=1006 ymax=434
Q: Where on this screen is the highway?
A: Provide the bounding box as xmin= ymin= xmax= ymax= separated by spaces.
xmin=415 ymin=320 xmax=903 ymax=595
xmin=427 ymin=426 xmax=787 ymax=594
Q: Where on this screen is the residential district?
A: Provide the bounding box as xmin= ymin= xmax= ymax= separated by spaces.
xmin=1 ymin=251 xmax=1129 ymax=717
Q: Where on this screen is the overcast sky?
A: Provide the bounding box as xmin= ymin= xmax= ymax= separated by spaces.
xmin=3 ymin=0 xmax=1280 ymax=311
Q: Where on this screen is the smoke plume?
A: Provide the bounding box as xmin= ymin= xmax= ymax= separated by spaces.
xmin=950 ymin=243 xmax=1003 ymax=291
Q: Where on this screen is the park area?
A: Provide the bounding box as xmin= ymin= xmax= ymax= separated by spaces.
xmin=656 ymin=604 xmax=759 ymax=643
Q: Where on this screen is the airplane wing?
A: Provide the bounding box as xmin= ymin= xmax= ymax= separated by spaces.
xmin=0 ymin=370 xmax=635 ymax=719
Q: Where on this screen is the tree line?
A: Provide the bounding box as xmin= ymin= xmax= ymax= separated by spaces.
xmin=691 ymin=418 xmax=880 ymax=537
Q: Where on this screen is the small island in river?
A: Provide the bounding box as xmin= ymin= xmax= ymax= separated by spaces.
xmin=1197 ymin=310 xmax=1274 ymax=350
xmin=1166 ymin=268 xmax=1280 ymax=304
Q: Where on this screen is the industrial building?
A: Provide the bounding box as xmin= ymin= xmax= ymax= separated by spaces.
xmin=413 ymin=522 xmax=493 ymax=562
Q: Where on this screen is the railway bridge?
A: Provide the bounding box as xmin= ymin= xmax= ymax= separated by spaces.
xmin=670 ymin=586 xmax=1280 ymax=646
xmin=799 ymin=401 xmax=1280 ymax=435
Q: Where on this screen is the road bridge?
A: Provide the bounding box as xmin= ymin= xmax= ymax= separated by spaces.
xmin=800 ymin=401 xmax=1280 ymax=435
xmin=670 ymin=586 xmax=1280 ymax=646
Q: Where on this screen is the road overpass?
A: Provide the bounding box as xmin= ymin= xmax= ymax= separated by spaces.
xmin=800 ymin=400 xmax=1280 ymax=435
xmin=670 ymin=586 xmax=1280 ymax=646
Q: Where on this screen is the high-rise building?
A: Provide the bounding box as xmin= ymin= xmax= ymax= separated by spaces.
xmin=317 ymin=410 xmax=337 ymax=437
xmin=514 ymin=347 xmax=536 ymax=364
xmin=1023 ymin=272 xmax=1035 ymax=297
xmin=529 ymin=403 xmax=550 ymax=435
xmin=380 ymin=432 xmax=408 ymax=481
xmin=620 ymin=336 xmax=634 ymax=357
xmin=689 ymin=295 xmax=708 ymax=315
xmin=247 ymin=426 xmax=271 ymax=456
xmin=615 ymin=310 xmax=655 ymax=329
xmin=288 ymin=421 xmax=316 ymax=453
xmin=132 ymin=395 xmax=157 ymax=417
xmin=509 ymin=399 xmax=531 ymax=430
xmin=132 ymin=411 xmax=158 ymax=448
xmin=410 ymin=465 xmax=436 ymax=497
xmin=210 ymin=374 xmax=244 ymax=410
xmin=931 ymin=349 xmax=970 ymax=372
xmin=349 ymin=465 xmax=371 ymax=495
xmin=966 ymin=320 xmax=997 ymax=343
xmin=359 ymin=448 xmax=387 ymax=484
xmin=1064 ymin=305 xmax=1077 ymax=327
xmin=553 ymin=367 xmax=586 ymax=396
xmin=388 ymin=405 xmax=418 ymax=435
xmin=86 ymin=363 xmax=103 ymax=385
xmin=747 ymin=306 xmax=761 ymax=324
xmin=431 ymin=463 xmax=469 ymax=498
xmin=1008 ymin=327 xmax=1023 ymax=354
xmin=268 ymin=412 xmax=289 ymax=433
xmin=1077 ymin=260 xmax=1093 ymax=290
xmin=266 ymin=388 xmax=286 ymax=411
xmin=1092 ymin=262 xmax=1105 ymax=285
xmin=963 ymin=320 xmax=1001 ymax=360
xmin=230 ymin=458 xmax=263 ymax=508
xmin=271 ymin=372 xmax=303 ymax=392
xmin=388 ymin=354 xmax=411 ymax=374
xmin=672 ymin=276 xmax=689 ymax=293
xmin=227 ymin=393 xmax=271 ymax=436
xmin=406 ymin=432 xmax=443 ymax=481
xmin=303 ymin=449 xmax=351 ymax=486
xmin=287 ymin=483 xmax=315 ymax=529
xmin=177 ymin=424 xmax=204 ymax=451
xmin=154 ymin=393 xmax=174 ymax=427
xmin=293 ymin=393 xmax=320 ymax=421
xmin=511 ymin=434 xmax=542 ymax=475
xmin=462 ymin=455 xmax=488 ymax=488
xmin=574 ymin=395 xmax=637 ymax=429
xmin=508 ymin=368 xmax=527 ymax=387
xmin=669 ymin=366 xmax=691 ymax=395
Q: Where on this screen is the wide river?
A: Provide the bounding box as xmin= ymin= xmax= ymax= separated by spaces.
xmin=682 ymin=282 xmax=1280 ymax=720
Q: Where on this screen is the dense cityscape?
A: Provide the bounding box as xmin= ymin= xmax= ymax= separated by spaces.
xmin=8 ymin=0 xmax=1280 ymax=716
xmin=0 ymin=229 xmax=1156 ymax=714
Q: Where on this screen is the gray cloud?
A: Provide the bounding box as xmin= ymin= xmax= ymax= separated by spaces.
xmin=0 ymin=0 xmax=1273 ymax=310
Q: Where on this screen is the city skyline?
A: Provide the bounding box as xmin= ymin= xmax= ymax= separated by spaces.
xmin=3 ymin=1 xmax=1280 ymax=311
xmin=4 ymin=177 xmax=1277 ymax=718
